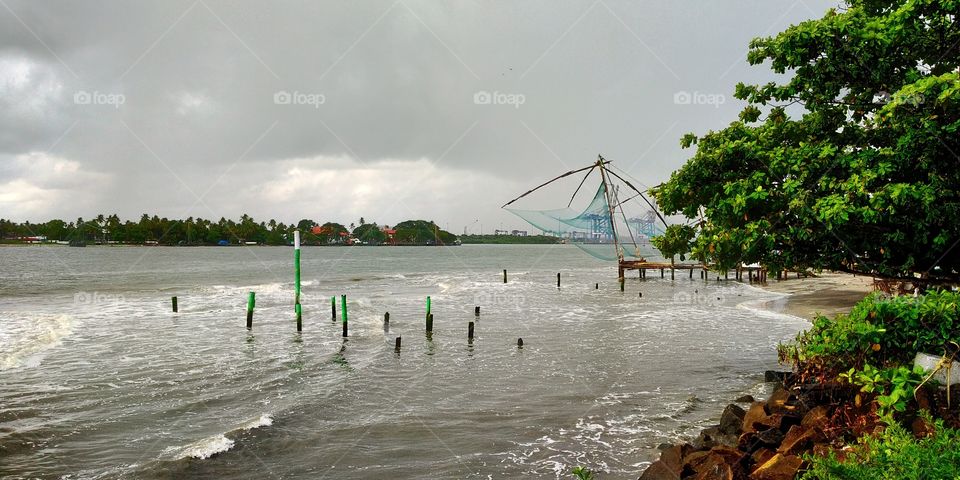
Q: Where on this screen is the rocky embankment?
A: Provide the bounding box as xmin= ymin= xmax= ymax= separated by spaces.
xmin=639 ymin=372 xmax=841 ymax=480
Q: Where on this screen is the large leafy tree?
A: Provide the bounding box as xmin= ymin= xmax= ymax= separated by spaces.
xmin=653 ymin=0 xmax=960 ymax=282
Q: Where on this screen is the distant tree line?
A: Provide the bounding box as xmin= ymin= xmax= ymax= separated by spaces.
xmin=0 ymin=214 xmax=458 ymax=246
xmin=459 ymin=234 xmax=561 ymax=245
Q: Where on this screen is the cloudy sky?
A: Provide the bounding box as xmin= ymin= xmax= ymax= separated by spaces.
xmin=0 ymin=0 xmax=836 ymax=233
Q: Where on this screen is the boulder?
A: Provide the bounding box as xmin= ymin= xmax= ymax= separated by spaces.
xmin=693 ymin=426 xmax=738 ymax=450
xmin=764 ymin=370 xmax=793 ymax=385
xmin=755 ymin=427 xmax=785 ymax=447
xmin=750 ymin=453 xmax=802 ymax=480
xmin=735 ymin=394 xmax=756 ymax=403
xmin=719 ymin=404 xmax=747 ymax=435
xmin=750 ymin=447 xmax=776 ymax=469
xmin=777 ymin=425 xmax=818 ymax=456
xmin=800 ymin=405 xmax=831 ymax=431
xmin=742 ymin=402 xmax=783 ymax=433
xmin=657 ymin=444 xmax=690 ymax=475
xmin=639 ymin=460 xmax=680 ymax=480
xmin=685 ymin=447 xmax=743 ymax=480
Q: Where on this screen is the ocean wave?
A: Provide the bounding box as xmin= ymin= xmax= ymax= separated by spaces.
xmin=0 ymin=312 xmax=73 ymax=370
xmin=165 ymin=413 xmax=273 ymax=461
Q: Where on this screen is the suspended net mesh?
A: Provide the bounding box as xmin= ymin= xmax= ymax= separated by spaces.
xmin=507 ymin=179 xmax=668 ymax=262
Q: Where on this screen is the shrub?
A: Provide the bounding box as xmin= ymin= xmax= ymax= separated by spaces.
xmin=780 ymin=291 xmax=960 ymax=372
xmin=801 ymin=414 xmax=960 ymax=480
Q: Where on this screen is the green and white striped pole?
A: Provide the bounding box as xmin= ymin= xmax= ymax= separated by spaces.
xmin=294 ymin=230 xmax=302 ymax=332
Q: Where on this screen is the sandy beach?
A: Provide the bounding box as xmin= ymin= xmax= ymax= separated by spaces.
xmin=755 ymin=271 xmax=874 ymax=321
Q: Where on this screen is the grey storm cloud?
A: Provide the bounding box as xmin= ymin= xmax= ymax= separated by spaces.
xmin=0 ymin=0 xmax=837 ymax=229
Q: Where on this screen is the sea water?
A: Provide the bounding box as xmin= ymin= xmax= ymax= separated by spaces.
xmin=0 ymin=244 xmax=806 ymax=479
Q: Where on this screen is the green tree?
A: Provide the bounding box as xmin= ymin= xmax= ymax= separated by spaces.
xmin=651 ymin=224 xmax=696 ymax=266
xmin=653 ymin=0 xmax=960 ymax=282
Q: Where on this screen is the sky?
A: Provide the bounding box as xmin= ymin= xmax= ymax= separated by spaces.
xmin=0 ymin=0 xmax=838 ymax=234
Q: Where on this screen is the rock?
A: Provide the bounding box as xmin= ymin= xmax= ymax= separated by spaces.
xmin=800 ymin=405 xmax=831 ymax=431
xmin=765 ymin=386 xmax=795 ymax=415
xmin=750 ymin=453 xmax=802 ymax=480
xmin=685 ymin=447 xmax=743 ymax=480
xmin=639 ymin=460 xmax=680 ymax=480
xmin=719 ymin=404 xmax=747 ymax=436
xmin=737 ymin=432 xmax=761 ymax=454
xmin=750 ymin=447 xmax=776 ymax=469
xmin=755 ymin=427 xmax=784 ymax=447
xmin=764 ymin=370 xmax=793 ymax=385
xmin=693 ymin=426 xmax=738 ymax=450
xmin=682 ymin=450 xmax=710 ymax=471
xmin=735 ymin=394 xmax=755 ymax=403
xmin=742 ymin=402 xmax=783 ymax=433
xmin=657 ymin=444 xmax=690 ymax=475
xmin=777 ymin=425 xmax=818 ymax=456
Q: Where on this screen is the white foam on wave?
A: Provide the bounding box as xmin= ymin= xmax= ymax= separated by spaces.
xmin=241 ymin=414 xmax=273 ymax=430
xmin=177 ymin=434 xmax=235 ymax=460
xmin=0 ymin=312 xmax=73 ymax=370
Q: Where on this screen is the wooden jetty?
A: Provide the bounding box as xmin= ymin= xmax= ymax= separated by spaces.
xmin=619 ymin=260 xmax=767 ymax=282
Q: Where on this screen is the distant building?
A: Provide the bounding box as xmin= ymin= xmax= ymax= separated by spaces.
xmin=510 ymin=230 xmax=527 ymax=237
xmin=494 ymin=229 xmax=509 ymax=235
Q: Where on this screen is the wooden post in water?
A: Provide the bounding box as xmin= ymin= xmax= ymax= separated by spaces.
xmin=595 ymin=283 xmax=599 ymax=290
xmin=171 ymin=296 xmax=178 ymax=312
xmin=619 ymin=276 xmax=625 ymax=292
xmin=475 ymin=306 xmax=480 ymax=316
xmin=557 ymin=272 xmax=561 ymax=289
xmin=503 ymin=269 xmax=507 ymax=283
xmin=426 ymin=313 xmax=434 ymax=332
xmin=331 ymin=296 xmax=336 ymax=321
xmin=246 ymin=291 xmax=255 ymax=329
xmin=689 ymin=268 xmax=693 ymax=279
xmin=395 ymin=336 xmax=401 ymax=351
xmin=468 ymin=321 xmax=474 ymax=340
xmin=384 ymin=311 xmax=390 ymax=332
xmin=517 ymin=338 xmax=524 ymax=347
xmin=341 ymin=294 xmax=348 ymax=337
xmin=294 ymin=230 xmax=302 ymax=332
xmin=660 ymin=268 xmax=664 ymax=278
xmin=671 ymin=267 xmax=675 ymax=280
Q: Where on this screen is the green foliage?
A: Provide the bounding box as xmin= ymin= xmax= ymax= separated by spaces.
xmin=839 ymin=363 xmax=925 ymax=418
xmin=781 ymin=291 xmax=960 ymax=370
xmin=571 ymin=466 xmax=594 ymax=480
xmin=801 ymin=413 xmax=960 ymax=480
xmin=652 ymin=1 xmax=960 ymax=280
xmin=392 ymin=220 xmax=457 ymax=245
xmin=651 ymin=224 xmax=695 ymax=264
xmin=352 ymin=223 xmax=387 ymax=244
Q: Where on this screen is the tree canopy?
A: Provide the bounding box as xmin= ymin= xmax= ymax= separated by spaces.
xmin=653 ymin=0 xmax=960 ymax=282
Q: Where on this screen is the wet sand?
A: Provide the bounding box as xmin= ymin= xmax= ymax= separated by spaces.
xmin=756 ymin=272 xmax=874 ymax=321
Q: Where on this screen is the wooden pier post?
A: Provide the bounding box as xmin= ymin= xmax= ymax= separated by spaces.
xmin=475 ymin=306 xmax=480 ymax=316
xmin=395 ymin=336 xmax=402 ymax=351
xmin=426 ymin=312 xmax=433 ymax=332
xmin=517 ymin=338 xmax=524 ymax=347
xmin=331 ymin=296 xmax=336 ymax=322
xmin=557 ymin=272 xmax=561 ymax=289
xmin=660 ymin=268 xmax=664 ymax=278
xmin=619 ymin=276 xmax=625 ymax=292
xmin=384 ymin=311 xmax=390 ymax=332
xmin=246 ymin=291 xmax=255 ymax=329
xmin=671 ymin=267 xmax=675 ymax=280
xmin=341 ymin=294 xmax=348 ymax=337
xmin=595 ymin=283 xmax=599 ymax=289
xmin=689 ymin=268 xmax=693 ymax=279
xmin=171 ymin=296 xmax=178 ymax=313
xmin=503 ymin=269 xmax=507 ymax=283
xmin=468 ymin=321 xmax=474 ymax=340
